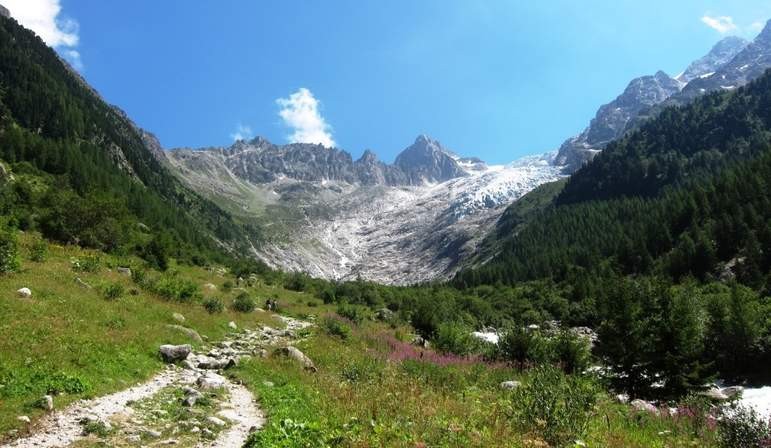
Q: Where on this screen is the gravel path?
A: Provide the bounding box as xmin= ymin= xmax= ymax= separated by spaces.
xmin=3 ymin=315 xmax=310 ymax=448
xmin=3 ymin=367 xmax=192 ymax=448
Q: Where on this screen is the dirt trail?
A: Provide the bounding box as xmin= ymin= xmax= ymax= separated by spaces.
xmin=3 ymin=315 xmax=311 ymax=448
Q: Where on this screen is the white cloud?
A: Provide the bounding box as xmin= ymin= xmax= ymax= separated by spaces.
xmin=230 ymin=123 xmax=253 ymax=142
xmin=276 ymin=88 xmax=335 ymax=148
xmin=701 ymin=15 xmax=737 ymax=34
xmin=4 ymin=0 xmax=82 ymax=69
xmin=749 ymin=21 xmax=765 ymax=33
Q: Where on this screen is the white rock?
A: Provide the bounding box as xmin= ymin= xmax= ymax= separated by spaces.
xmin=499 ymin=380 xmax=521 ymax=390
xmin=206 ymin=416 xmax=226 ymax=427
xmin=41 ymin=395 xmax=53 ymax=411
xmin=228 ymin=321 xmax=237 ymax=330
xmin=197 ymin=373 xmax=226 ymax=390
xmin=16 ymin=415 xmax=30 ymax=423
xmin=631 ymin=399 xmax=659 ymax=415
xmin=16 ymin=288 xmax=31 ymax=298
xmin=172 ymin=313 xmax=186 ymax=323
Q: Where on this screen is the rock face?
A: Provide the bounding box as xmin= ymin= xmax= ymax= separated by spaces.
xmin=394 ymin=135 xmax=468 ymax=185
xmin=676 ymin=21 xmax=771 ymax=102
xmin=170 ymin=135 xmax=466 ymax=188
xmin=676 ymin=36 xmax=749 ymax=83
xmin=554 ymin=35 xmax=749 ymax=173
xmin=167 ymin=136 xmax=562 ymax=284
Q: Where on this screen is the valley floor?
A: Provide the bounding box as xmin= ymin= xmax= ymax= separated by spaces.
xmin=0 ymin=232 xmax=742 ymax=447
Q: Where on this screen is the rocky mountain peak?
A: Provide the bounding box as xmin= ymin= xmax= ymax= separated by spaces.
xmin=756 ymin=19 xmax=771 ymax=45
xmin=357 ymin=149 xmax=379 ymax=163
xmin=395 ymin=135 xmax=467 ymax=184
xmin=677 ymin=36 xmax=748 ymax=83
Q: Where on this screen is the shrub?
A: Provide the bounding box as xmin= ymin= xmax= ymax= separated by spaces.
xmin=0 ymin=228 xmax=20 ymax=274
xmin=233 ymin=292 xmax=256 ymax=313
xmin=718 ymin=404 xmax=771 ymax=448
xmin=71 ymin=255 xmax=100 ymax=273
xmin=552 ymin=329 xmax=591 ymax=374
xmin=222 ymin=280 xmax=233 ymax=292
xmin=130 ymin=268 xmax=147 ymax=286
xmin=154 ymin=274 xmax=199 ymax=302
xmin=498 ymin=326 xmax=549 ymax=365
xmin=102 ymin=283 xmax=124 ymax=300
xmin=203 ymin=297 xmax=224 ymax=314
xmin=510 ymin=366 xmax=599 ymax=447
xmin=433 ymin=321 xmax=480 ymax=356
xmin=29 ymin=239 xmax=48 ymax=262
xmin=336 ymin=303 xmax=368 ymax=325
xmin=321 ymin=316 xmax=351 ymax=339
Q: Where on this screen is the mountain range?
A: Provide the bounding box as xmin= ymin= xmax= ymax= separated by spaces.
xmin=163 ymin=19 xmax=771 ymax=283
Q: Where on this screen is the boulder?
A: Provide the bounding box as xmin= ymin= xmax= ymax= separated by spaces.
xmin=721 ymin=386 xmax=744 ymax=399
xmin=159 ymin=344 xmax=191 ymax=363
xmin=172 ymin=313 xmax=186 ymax=323
xmin=203 ymin=283 xmax=217 ymax=291
xmin=116 ymin=267 xmax=132 ymax=276
xmin=40 ymin=395 xmax=53 ymax=411
xmin=206 ymin=416 xmax=226 ymax=427
xmin=197 ymin=373 xmax=226 ymax=389
xmin=375 ymin=308 xmax=395 ymax=321
xmin=165 ymin=325 xmax=203 ymax=343
xmin=273 ymin=346 xmax=317 ymax=372
xmin=700 ymin=387 xmax=729 ymax=401
xmin=228 ymin=321 xmax=237 ymax=330
xmin=16 ymin=287 xmax=32 ymax=298
xmin=631 ymin=399 xmax=659 ymax=415
xmin=500 ymin=380 xmax=521 ymax=390
xmin=17 ymin=415 xmax=30 ymax=424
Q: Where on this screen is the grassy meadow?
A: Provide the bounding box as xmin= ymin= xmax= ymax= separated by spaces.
xmin=0 ymin=231 xmax=729 ymax=447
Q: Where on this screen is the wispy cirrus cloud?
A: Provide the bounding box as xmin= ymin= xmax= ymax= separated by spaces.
xmin=230 ymin=123 xmax=253 ymax=142
xmin=4 ymin=0 xmax=82 ymax=69
xmin=276 ymin=88 xmax=335 ymax=148
xmin=701 ymin=15 xmax=738 ymax=34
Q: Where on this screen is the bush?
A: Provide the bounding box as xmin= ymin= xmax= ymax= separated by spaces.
xmin=718 ymin=404 xmax=771 ymax=448
xmin=498 ymin=326 xmax=549 ymax=365
xmin=222 ymin=280 xmax=233 ymax=292
xmin=336 ymin=303 xmax=368 ymax=325
xmin=71 ymin=255 xmax=100 ymax=273
xmin=321 ymin=316 xmax=351 ymax=339
xmin=0 ymin=228 xmax=20 ymax=274
xmin=154 ymin=274 xmax=199 ymax=302
xmin=102 ymin=283 xmax=124 ymax=300
xmin=203 ymin=297 xmax=224 ymax=314
xmin=551 ymin=329 xmax=592 ymax=374
xmin=433 ymin=321 xmax=480 ymax=356
xmin=233 ymin=292 xmax=256 ymax=313
xmin=29 ymin=239 xmax=47 ymax=262
xmin=510 ymin=366 xmax=599 ymax=447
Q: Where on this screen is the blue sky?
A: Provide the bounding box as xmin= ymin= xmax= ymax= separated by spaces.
xmin=6 ymin=1 xmax=771 ymax=163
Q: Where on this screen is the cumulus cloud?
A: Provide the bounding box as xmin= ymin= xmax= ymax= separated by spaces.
xmin=4 ymin=0 xmax=82 ymax=69
xmin=701 ymin=15 xmax=737 ymax=34
xmin=276 ymin=88 xmax=335 ymax=147
xmin=230 ymin=123 xmax=253 ymax=142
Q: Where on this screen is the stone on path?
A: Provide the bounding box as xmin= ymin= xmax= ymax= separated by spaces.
xmin=159 ymin=344 xmax=191 ymax=363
